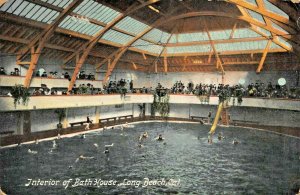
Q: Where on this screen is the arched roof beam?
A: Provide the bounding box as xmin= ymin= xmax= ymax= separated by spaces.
xmin=226 ymin=0 xmax=296 ymax=30
xmin=100 ymin=11 xmax=298 ymax=83
xmin=67 ymin=0 xmax=160 ymax=92
xmin=21 ymin=0 xmax=83 ymax=87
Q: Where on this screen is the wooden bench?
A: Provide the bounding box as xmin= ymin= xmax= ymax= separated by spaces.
xmin=99 ymin=117 xmax=117 ymax=125
xmin=0 ymin=131 xmax=14 ymax=136
xmin=118 ymin=115 xmax=133 ymax=121
xmin=191 ymin=116 xmax=207 ymax=120
xmin=232 ymin=120 xmax=259 ymax=125
xmin=70 ymin=121 xmax=87 ymax=127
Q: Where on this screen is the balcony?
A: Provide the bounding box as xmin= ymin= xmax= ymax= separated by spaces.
xmin=0 ymin=94 xmax=299 ymax=112
xmin=0 ymin=75 xmax=103 ymax=89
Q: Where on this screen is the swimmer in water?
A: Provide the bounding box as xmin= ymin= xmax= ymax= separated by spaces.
xmin=81 ymin=134 xmax=86 ymax=139
xmin=75 ymin=155 xmax=94 ymax=162
xmin=232 ymin=139 xmax=239 ymax=145
xmin=139 ymin=132 xmax=148 ymax=141
xmin=104 ymin=147 xmax=109 ymax=154
xmin=93 ymin=143 xmax=99 ymax=148
xmin=142 ymin=132 xmax=148 ymax=138
xmin=28 ymin=149 xmax=38 ymax=154
xmin=124 ymin=122 xmax=129 ymax=128
xmin=52 ymin=140 xmax=58 ymax=148
xmin=138 ymin=144 xmax=143 ymax=148
xmin=208 ymin=134 xmax=213 ymax=144
xmin=85 ymin=123 xmax=90 ymax=130
xmin=104 ymin=143 xmax=114 ymax=153
xmin=218 ymin=133 xmax=224 ymax=141
xmin=156 ymin=134 xmax=164 ymax=141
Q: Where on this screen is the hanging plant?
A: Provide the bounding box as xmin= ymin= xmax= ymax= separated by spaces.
xmin=197 ymin=95 xmax=210 ymax=104
xmin=10 ymin=84 xmax=30 ymax=108
xmin=153 ymin=94 xmax=170 ymax=118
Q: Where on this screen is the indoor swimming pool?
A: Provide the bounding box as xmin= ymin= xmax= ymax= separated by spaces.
xmin=0 ymin=122 xmax=299 ymax=194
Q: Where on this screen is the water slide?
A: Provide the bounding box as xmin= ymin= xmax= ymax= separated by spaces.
xmin=209 ymin=102 xmax=224 ymax=135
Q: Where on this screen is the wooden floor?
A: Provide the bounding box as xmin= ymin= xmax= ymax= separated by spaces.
xmin=1 ymin=116 xmax=299 ymax=146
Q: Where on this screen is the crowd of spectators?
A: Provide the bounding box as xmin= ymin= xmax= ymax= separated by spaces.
xmin=0 ymin=67 xmax=97 ymax=81
xmin=2 ymin=74 xmax=300 ymax=100
xmin=0 ymin=67 xmax=20 ymax=76
xmin=69 ymin=81 xmax=300 ymax=100
xmin=168 ymin=81 xmax=299 ymax=99
xmin=34 ymin=70 xmax=95 ymax=81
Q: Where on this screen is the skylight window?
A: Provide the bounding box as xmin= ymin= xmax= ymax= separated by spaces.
xmin=245 ymin=0 xmax=258 ymax=6
xmin=116 ymin=17 xmax=150 ymax=36
xmin=233 ymin=28 xmax=261 ymax=38
xmin=246 ymin=9 xmax=266 ymax=24
xmin=167 ymin=45 xmax=211 ymax=54
xmin=263 ymin=0 xmax=289 ymax=19
xmin=143 ymin=29 xmax=171 ymax=44
xmin=169 ymin=32 xmax=209 ymax=43
xmin=132 ymin=39 xmax=163 ymax=54
xmin=102 ymin=30 xmax=134 ymax=45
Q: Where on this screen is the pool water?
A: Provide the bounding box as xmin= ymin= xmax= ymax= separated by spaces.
xmin=0 ymin=122 xmax=299 ymax=194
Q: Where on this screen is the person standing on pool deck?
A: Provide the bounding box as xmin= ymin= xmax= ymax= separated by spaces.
xmin=87 ymin=116 xmax=93 ymax=124
xmin=85 ymin=123 xmax=90 ymax=130
xmin=207 ymin=111 xmax=212 ymax=124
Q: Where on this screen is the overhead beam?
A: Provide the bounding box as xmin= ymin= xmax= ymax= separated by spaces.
xmin=165 ymin=48 xmax=286 ymax=57
xmin=236 ymin=4 xmax=298 ymax=59
xmin=99 ymin=10 xmax=296 ymax=77
xmin=166 ymin=36 xmax=267 ymax=47
xmin=256 ymin=39 xmax=272 ymax=73
xmin=204 ymin=22 xmax=224 ymax=73
xmin=68 ymin=0 xmax=160 ymax=92
xmin=226 ymin=0 xmax=295 ymax=28
xmin=23 ymin=0 xmax=83 ymax=87
xmin=18 ymin=0 xmax=83 ymax=61
xmin=26 ymin=0 xmax=158 ymax=46
xmin=229 ymin=22 xmax=237 ymax=39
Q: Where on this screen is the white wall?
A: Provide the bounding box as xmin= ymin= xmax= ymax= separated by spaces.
xmin=1 ymin=102 xmax=299 ymax=134
xmin=168 ymin=104 xmax=300 ymax=128
xmin=0 ymin=111 xmax=21 ymax=133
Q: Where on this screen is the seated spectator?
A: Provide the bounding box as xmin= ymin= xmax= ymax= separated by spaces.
xmin=79 ymin=71 xmax=86 ymax=79
xmin=48 ymin=72 xmax=54 ymax=78
xmin=41 ymin=71 xmax=47 ymax=77
xmin=64 ymin=72 xmax=70 ymax=79
xmin=87 ymin=73 xmax=95 ymax=80
xmin=52 ymin=71 xmax=58 ymax=78
xmin=35 ymin=71 xmax=40 ymax=77
xmin=14 ymin=68 xmax=20 ymax=76
xmin=51 ymin=90 xmax=58 ymax=95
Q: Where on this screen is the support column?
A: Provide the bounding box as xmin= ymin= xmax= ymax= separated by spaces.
xmin=132 ymin=104 xmax=134 ymax=118
xmin=62 ymin=108 xmax=68 ymax=128
xmin=221 ymin=108 xmax=230 ymax=126
xmin=16 ymin=112 xmax=24 ymax=135
xmin=95 ymin=106 xmax=100 ymax=124
xmin=23 ymin=111 xmax=31 ymax=135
